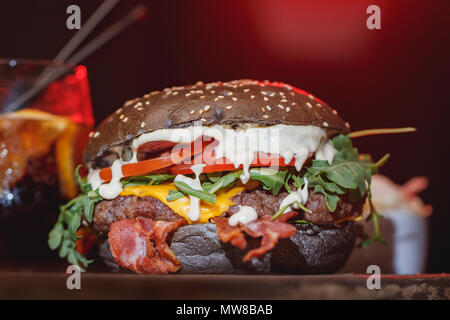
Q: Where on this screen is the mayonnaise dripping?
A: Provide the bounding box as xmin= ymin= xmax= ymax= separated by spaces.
xmin=89 ymin=124 xmax=336 ymax=200
xmin=228 ymin=205 xmax=258 ymax=226
xmin=173 ymin=164 xmax=205 ymax=222
xmin=95 ymin=152 xmax=137 ymax=200
xmin=87 ymin=168 xmax=103 ymax=192
xmin=279 ymin=177 xmax=309 ymax=213
xmin=98 ymin=160 xmax=123 ymax=200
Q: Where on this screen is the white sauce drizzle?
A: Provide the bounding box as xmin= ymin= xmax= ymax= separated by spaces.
xmin=279 ymin=177 xmax=309 ymax=213
xmin=173 ymin=164 xmax=205 ymax=222
xmin=87 ymin=168 xmax=103 ymax=191
xmin=98 ymin=160 xmax=124 ymax=200
xmin=228 ymin=205 xmax=258 ymax=226
xmin=89 ymin=124 xmax=336 ymax=200
xmin=316 ymin=139 xmax=336 ymax=165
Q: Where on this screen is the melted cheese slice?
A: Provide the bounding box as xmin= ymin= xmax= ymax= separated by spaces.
xmin=120 ymin=184 xmax=244 ymax=223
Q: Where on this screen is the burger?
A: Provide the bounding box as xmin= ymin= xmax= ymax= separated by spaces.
xmin=48 ymin=79 xmax=393 ymax=274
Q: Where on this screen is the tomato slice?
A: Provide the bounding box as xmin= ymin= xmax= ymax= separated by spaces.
xmin=99 ymin=154 xmax=175 ymax=181
xmin=98 ymin=137 xmax=302 ymax=181
xmin=169 ymin=152 xmax=297 ymax=175
xmin=99 ymin=138 xmax=210 ymax=182
xmin=138 ymin=141 xmax=177 ymax=154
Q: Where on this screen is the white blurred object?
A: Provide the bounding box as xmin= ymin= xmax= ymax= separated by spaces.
xmin=365 ymin=174 xmax=432 ymax=274
xmin=384 ymin=210 xmax=428 ymax=274
xmin=367 ymin=174 xmax=432 ymax=218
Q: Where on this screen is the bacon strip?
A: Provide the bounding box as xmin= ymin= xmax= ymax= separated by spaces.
xmin=214 ymin=217 xmax=247 ymax=249
xmin=214 ymin=211 xmax=298 ymax=262
xmin=108 ymin=217 xmax=186 ymax=274
xmin=242 ymin=212 xmax=298 ymax=262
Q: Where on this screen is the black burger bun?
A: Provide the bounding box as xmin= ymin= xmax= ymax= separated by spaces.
xmin=85 ymin=80 xmax=350 ymax=166
xmin=99 ymin=221 xmax=360 ymax=274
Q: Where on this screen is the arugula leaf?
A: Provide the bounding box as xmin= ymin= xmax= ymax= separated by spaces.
xmin=333 ymin=135 xmax=358 ymax=158
xmin=272 ymin=201 xmax=311 ymax=221
xmin=121 ymin=174 xmax=174 ymax=187
xmin=307 ymin=159 xmax=363 ymax=190
xmin=313 ymin=185 xmax=340 ymax=212
xmin=291 ymin=174 xmax=303 ymax=189
xmin=331 ymin=135 xmax=387 ymax=245
xmin=174 ymin=168 xmax=289 ymax=197
xmin=84 ymin=190 xmax=102 ymax=222
xmin=359 ymin=210 xmax=385 ymax=247
xmin=202 ymin=171 xmax=241 ymax=193
xmin=207 ymin=172 xmax=223 ymax=183
xmin=48 ymin=223 xmax=64 ymax=250
xmin=272 ymin=203 xmax=292 ymax=220
xmin=372 ymin=154 xmax=390 ymax=171
xmin=173 ymin=181 xmax=216 ymax=204
xmin=303 ymin=174 xmax=345 ymax=195
xmin=302 ymin=135 xmax=376 ymax=213
xmin=284 ymin=173 xmax=293 ymax=193
xmin=293 ymin=220 xmax=314 ymax=225
xmin=48 ymin=168 xmax=102 ymax=271
xmin=149 ymin=174 xmax=176 ymax=183
xmin=167 ymin=189 xmax=185 ymax=201
xmin=48 ymin=191 xmax=101 ymax=270
xmin=296 ymin=201 xmax=311 ymax=214
xmin=359 ymin=185 xmax=386 ymax=247
xmin=319 ymin=178 xmax=345 ymax=195
xmin=249 ymin=168 xmax=288 ymax=196
xmin=281 ymin=134 xmax=386 ymax=246
xmin=75 ymin=165 xmax=91 ymax=194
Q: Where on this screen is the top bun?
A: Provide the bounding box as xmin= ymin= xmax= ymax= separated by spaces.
xmin=84 ymin=79 xmax=350 ymax=165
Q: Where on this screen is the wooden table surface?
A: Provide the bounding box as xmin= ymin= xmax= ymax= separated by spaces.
xmin=0 ymin=272 xmax=448 ymax=300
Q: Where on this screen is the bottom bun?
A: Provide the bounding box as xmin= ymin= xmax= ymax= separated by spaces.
xmin=99 ymin=221 xmax=360 ymax=274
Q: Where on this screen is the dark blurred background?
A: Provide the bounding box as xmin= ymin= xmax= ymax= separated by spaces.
xmin=0 ymin=0 xmax=449 ymax=272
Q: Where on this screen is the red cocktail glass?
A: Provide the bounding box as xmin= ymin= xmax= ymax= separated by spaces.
xmin=0 ymin=59 xmax=94 ymax=270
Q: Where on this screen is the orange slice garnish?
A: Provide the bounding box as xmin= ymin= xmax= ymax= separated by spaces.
xmin=55 ymin=122 xmax=90 ymax=198
xmin=0 ymin=109 xmax=90 ymax=198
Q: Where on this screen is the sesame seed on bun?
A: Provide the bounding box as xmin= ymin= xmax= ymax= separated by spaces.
xmin=84 ymin=79 xmax=349 ymax=165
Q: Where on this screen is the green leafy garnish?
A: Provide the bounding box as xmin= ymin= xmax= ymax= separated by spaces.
xmin=75 ymin=164 xmax=91 ymax=194
xmin=248 ymin=168 xmax=288 ymax=196
xmin=170 ymin=168 xmax=289 ymax=198
xmin=121 ymin=174 xmax=174 ymax=187
xmin=168 ymin=168 xmax=288 ymax=204
xmin=292 ymin=173 xmax=345 ymax=211
xmin=359 ymin=189 xmax=386 ymax=247
xmin=304 ymin=135 xmax=374 ymax=205
xmin=313 ymin=185 xmax=340 ymax=212
xmin=166 ymin=189 xmax=184 ymax=201
xmin=272 ymin=203 xmax=291 ymax=220
xmin=295 ymin=201 xmax=311 ymax=214
xmin=202 ymin=171 xmax=241 ymax=193
xmin=372 ymin=154 xmax=390 ymax=170
xmin=48 ymin=175 xmax=102 ymax=271
xmin=293 ymin=220 xmax=314 ymax=225
xmin=272 ymin=201 xmax=311 ymax=221
xmin=206 ymin=172 xmax=223 ymax=183
xmin=301 ymin=134 xmax=388 ymax=245
xmin=284 ymin=172 xmax=293 ymax=193
xmin=173 ymin=181 xmax=216 ymax=204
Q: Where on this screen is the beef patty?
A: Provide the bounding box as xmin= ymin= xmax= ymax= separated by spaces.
xmin=93 ymin=195 xmax=182 ymax=233
xmin=92 ymin=188 xmax=364 ymax=233
xmin=230 ymin=189 xmax=364 ymax=224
